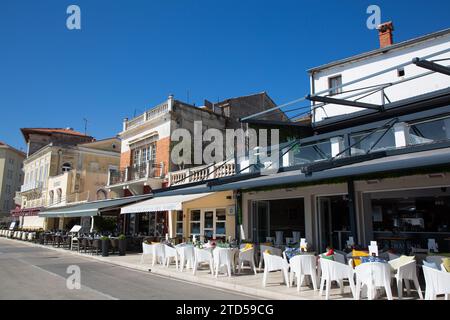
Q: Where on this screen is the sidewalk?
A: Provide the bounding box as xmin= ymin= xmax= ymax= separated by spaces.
xmin=1 ymin=237 xmax=355 ymax=300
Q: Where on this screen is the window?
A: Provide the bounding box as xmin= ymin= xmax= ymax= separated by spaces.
xmin=62 ymin=163 xmax=72 ymax=172
xmin=215 ymin=209 xmax=227 ymax=238
xmin=328 ymin=75 xmax=342 ymax=96
xmin=132 ymin=142 xmax=157 ymax=167
xmin=292 ymin=140 xmax=332 ymax=166
xmin=176 ymin=211 xmax=184 ymax=236
xmin=96 ymin=189 xmax=107 ymax=200
xmin=408 ymin=116 xmax=450 ymax=146
xmin=350 ymin=128 xmax=396 ymax=155
xmin=190 ymin=210 xmax=201 ymax=236
xmin=189 ymin=208 xmax=227 ymax=241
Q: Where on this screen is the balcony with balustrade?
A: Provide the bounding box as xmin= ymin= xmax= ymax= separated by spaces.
xmin=107 ymin=161 xmax=165 ymax=194
xmin=122 ymin=101 xmax=170 ymax=132
xmin=168 ymin=160 xmax=236 ymax=187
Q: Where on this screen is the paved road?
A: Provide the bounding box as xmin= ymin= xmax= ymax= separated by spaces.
xmin=0 ymin=238 xmax=259 ymax=300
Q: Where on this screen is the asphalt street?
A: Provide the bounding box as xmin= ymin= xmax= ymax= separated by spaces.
xmin=0 ymin=238 xmax=260 ymax=300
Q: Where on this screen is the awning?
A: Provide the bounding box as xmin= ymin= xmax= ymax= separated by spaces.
xmin=22 ymin=216 xmax=45 ymax=230
xmin=121 ymin=193 xmax=214 ymax=214
xmin=39 ymin=195 xmax=152 ymax=218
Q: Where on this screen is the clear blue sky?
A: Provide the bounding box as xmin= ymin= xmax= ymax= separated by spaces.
xmin=1 ymin=0 xmax=449 ymax=151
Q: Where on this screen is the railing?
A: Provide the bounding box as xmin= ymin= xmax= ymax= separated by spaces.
xmin=124 ymin=102 xmax=170 ymax=131
xmin=168 ymin=160 xmax=236 ymax=186
xmin=20 ymin=181 xmax=43 ymax=193
xmin=108 ymin=162 xmax=163 ymax=186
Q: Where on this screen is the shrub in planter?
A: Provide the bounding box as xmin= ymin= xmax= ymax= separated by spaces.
xmin=100 ymin=236 xmax=110 ymax=257
xmin=118 ymin=234 xmax=127 ymax=256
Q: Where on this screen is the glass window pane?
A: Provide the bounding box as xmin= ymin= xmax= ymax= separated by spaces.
xmin=350 ymin=129 xmax=396 ymax=155
xmin=216 ymin=209 xmax=226 ymax=221
xmin=204 ymin=211 xmax=214 ymax=228
xmin=409 ymin=117 xmax=450 ymax=145
xmin=191 ymin=210 xmax=200 ymax=222
xmin=191 ymin=222 xmax=200 ymax=235
xmin=216 ymin=222 xmax=226 ymax=235
xmin=176 ymin=223 xmax=183 ymax=235
xmin=176 ymin=211 xmax=183 ymax=222
xmin=204 ymin=229 xmax=214 ymax=239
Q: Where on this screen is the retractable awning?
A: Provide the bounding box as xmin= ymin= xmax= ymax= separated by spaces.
xmin=121 ymin=193 xmax=214 ymax=214
xmin=39 ymin=195 xmax=152 ymax=218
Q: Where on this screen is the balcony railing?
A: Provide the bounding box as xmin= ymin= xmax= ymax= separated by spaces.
xmin=168 ymin=160 xmax=236 ymax=187
xmin=20 ymin=181 xmax=43 ymax=193
xmin=108 ymin=162 xmax=163 ymax=186
xmin=124 ymin=102 xmax=169 ymax=131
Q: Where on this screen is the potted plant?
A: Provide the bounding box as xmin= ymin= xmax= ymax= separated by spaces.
xmin=118 ymin=234 xmax=127 ymax=256
xmin=101 ymin=236 xmax=110 ymax=257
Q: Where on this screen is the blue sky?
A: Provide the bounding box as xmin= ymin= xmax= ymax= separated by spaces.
xmin=1 ymin=0 xmax=449 ymax=150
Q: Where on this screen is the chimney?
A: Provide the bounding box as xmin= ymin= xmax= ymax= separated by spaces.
xmin=377 ymin=21 xmax=394 ymax=48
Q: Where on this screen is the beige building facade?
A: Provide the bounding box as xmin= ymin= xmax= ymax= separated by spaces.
xmin=0 ymin=142 xmax=25 ymax=221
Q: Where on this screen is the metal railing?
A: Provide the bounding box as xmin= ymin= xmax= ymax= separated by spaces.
xmin=108 ymin=162 xmax=163 ymax=186
xmin=20 ymin=181 xmax=43 ymax=193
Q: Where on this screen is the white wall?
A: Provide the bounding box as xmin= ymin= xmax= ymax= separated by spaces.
xmin=120 ymin=120 xmax=171 ymax=153
xmin=311 ymin=33 xmax=450 ymax=123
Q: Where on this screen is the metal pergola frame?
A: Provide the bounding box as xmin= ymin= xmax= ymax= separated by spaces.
xmin=240 ymin=47 xmax=450 ymax=123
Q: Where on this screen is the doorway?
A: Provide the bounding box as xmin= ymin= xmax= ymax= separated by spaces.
xmin=251 ymin=201 xmax=270 ymax=243
xmin=317 ymin=195 xmax=351 ymax=252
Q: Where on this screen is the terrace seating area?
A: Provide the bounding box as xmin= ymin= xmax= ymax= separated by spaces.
xmin=137 ymin=235 xmax=450 ymax=300
xmin=2 ymin=228 xmax=449 ymax=300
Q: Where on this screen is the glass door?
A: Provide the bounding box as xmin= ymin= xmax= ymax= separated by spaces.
xmin=318 ymin=197 xmax=332 ymax=252
xmin=252 ymin=201 xmax=270 ymax=243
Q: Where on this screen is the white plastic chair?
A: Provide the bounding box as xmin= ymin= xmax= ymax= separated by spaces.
xmin=319 ymin=258 xmax=355 ymax=300
xmin=275 ymin=231 xmax=284 ymax=246
xmin=152 ymin=243 xmax=165 ymax=266
xmin=176 ymin=244 xmax=195 ymax=272
xmin=193 ymin=247 xmax=214 ymax=276
xmin=213 ymin=248 xmax=236 ymax=278
xmin=355 ymin=262 xmax=393 ymax=300
xmin=333 ymin=251 xmax=347 ymax=264
xmin=387 ymin=252 xmax=400 ymax=261
xmin=259 ymin=245 xmax=282 ymax=269
xmin=369 ymin=245 xmax=379 ymax=257
xmin=237 ymin=247 xmax=257 ymax=275
xmin=427 ymin=239 xmax=439 ymax=253
xmin=426 ymin=255 xmax=445 ymax=267
xmin=164 ymin=245 xmax=179 ymax=270
xmin=140 ymin=242 xmax=154 ymax=264
xmin=392 ymin=260 xmax=423 ymax=299
xmin=262 ymin=252 xmax=290 ymax=288
xmin=423 ymin=265 xmax=450 ymax=300
xmin=289 ymin=255 xmax=318 ymax=291
xmin=346 ymin=236 xmax=355 ymax=248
